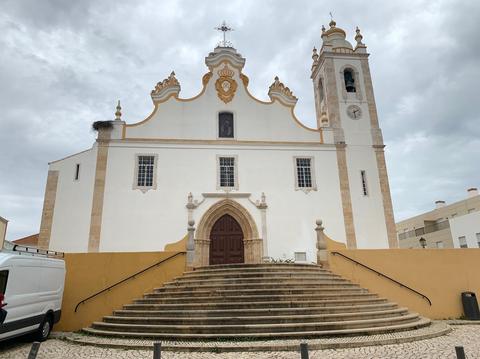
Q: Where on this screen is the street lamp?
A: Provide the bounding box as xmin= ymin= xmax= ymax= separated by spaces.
xmin=419 ymin=237 xmax=427 ymax=249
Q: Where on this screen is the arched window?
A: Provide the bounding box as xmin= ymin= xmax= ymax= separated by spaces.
xmin=218 ymin=112 xmax=234 ymax=138
xmin=343 ymin=69 xmax=356 ymax=93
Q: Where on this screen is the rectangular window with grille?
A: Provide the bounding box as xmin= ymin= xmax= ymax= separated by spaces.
xmin=219 ymin=157 xmax=236 ymax=188
xmin=459 ymin=236 xmax=468 ymax=248
xmin=137 ymin=155 xmax=155 ymax=187
xmin=296 ymin=158 xmax=312 ymax=188
xmin=360 ymin=170 xmax=368 ymax=196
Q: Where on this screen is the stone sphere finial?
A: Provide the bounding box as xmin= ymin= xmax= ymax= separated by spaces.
xmin=114 ymin=100 xmax=122 ymax=121
xmin=188 ymin=220 xmax=195 ymax=227
xmin=316 ymin=219 xmax=323 ymax=226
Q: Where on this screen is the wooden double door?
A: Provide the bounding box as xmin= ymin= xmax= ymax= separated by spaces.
xmin=209 ymin=214 xmax=245 ymax=265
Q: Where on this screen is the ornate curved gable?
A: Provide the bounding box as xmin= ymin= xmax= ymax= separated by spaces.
xmin=123 ymin=46 xmax=323 ymax=143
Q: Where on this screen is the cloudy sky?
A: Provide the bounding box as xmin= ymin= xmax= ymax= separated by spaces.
xmin=0 ymin=0 xmax=479 ymax=241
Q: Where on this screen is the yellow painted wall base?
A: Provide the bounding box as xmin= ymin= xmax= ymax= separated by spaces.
xmin=164 ymin=234 xmax=187 ymax=252
xmin=56 ymin=251 xmax=186 ymax=332
xmin=328 ymin=249 xmax=480 ymax=319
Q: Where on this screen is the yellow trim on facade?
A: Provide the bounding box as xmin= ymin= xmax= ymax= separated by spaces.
xmin=111 ymin=138 xmax=333 ymax=147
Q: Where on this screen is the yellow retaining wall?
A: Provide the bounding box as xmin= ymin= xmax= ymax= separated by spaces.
xmin=56 ymin=251 xmax=186 ymax=331
xmin=164 ymin=234 xmax=187 ymax=252
xmin=328 ymin=248 xmax=480 ymax=319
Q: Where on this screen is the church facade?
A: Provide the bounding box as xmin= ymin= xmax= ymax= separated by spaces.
xmin=38 ymin=21 xmax=397 ymax=265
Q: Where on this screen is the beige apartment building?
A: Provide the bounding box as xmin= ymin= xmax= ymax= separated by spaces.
xmin=0 ymin=216 xmax=7 ymax=249
xmin=397 ymin=188 xmax=480 ymax=249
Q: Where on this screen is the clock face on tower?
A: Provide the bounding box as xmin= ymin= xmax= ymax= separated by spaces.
xmin=347 ymin=105 xmax=362 ymax=119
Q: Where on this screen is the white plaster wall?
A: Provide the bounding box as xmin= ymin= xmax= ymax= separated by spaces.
xmin=124 ymin=67 xmax=324 ymax=143
xmin=48 ymin=148 xmax=96 ymax=252
xmin=45 ymin=50 xmax=393 ymax=256
xmin=99 ymin=142 xmax=345 ymax=262
xmin=346 ymin=146 xmax=388 ymax=248
xmin=450 ymin=211 xmax=480 ymax=248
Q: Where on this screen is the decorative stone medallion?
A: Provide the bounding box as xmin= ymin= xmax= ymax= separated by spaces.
xmin=215 ymin=64 xmax=237 ymax=103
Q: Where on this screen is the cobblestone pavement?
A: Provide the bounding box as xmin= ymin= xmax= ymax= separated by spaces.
xmin=0 ymin=325 xmax=478 ymax=358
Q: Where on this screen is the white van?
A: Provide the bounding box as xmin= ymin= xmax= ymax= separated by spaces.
xmin=0 ymin=244 xmax=65 ymax=341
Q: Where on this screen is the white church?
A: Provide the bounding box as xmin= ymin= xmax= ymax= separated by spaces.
xmin=38 ymin=20 xmax=398 ymax=265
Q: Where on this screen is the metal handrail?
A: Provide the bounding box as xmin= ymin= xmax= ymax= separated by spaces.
xmin=74 ymin=251 xmax=186 ymax=312
xmin=331 ymin=251 xmax=432 ymax=306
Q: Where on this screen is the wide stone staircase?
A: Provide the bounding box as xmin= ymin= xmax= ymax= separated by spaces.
xmin=83 ymin=263 xmax=431 ymax=340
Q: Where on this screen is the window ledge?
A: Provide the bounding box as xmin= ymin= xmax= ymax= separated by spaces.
xmin=133 ymin=186 xmax=156 ymax=193
xmin=295 ymin=187 xmax=317 ymax=194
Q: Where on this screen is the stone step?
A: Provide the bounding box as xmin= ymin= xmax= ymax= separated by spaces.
xmin=91 ymin=313 xmax=421 ymax=335
xmin=124 ymin=297 xmax=390 ymax=311
xmin=142 ymin=292 xmax=379 ymax=303
xmin=114 ymin=302 xmax=399 ymax=318
xmin=85 ymin=262 xmax=431 ymax=342
xmin=83 ymin=318 xmax=431 ymax=344
xmin=179 ymin=271 xmax=341 ymax=281
xmin=192 ymin=263 xmax=322 ymax=271
xmin=103 ymin=308 xmax=409 ymax=326
xmin=158 ymin=282 xmax=360 ymax=292
xmin=185 ymin=266 xmax=327 ymax=276
xmin=169 ymin=276 xmax=348 ymax=286
xmin=152 ymin=287 xmax=369 ymax=297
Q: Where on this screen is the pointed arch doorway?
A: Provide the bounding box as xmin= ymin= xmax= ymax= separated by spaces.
xmin=194 ymin=199 xmax=263 ymax=267
xmin=209 ymin=214 xmax=244 ymax=265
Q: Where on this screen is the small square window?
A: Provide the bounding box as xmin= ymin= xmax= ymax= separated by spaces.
xmin=459 ymin=236 xmax=468 ymax=248
xmin=294 ymin=252 xmax=307 ymax=262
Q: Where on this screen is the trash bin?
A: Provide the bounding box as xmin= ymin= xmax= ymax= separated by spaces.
xmin=461 ymin=292 xmax=480 ymax=320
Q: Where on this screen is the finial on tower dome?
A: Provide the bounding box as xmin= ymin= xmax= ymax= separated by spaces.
xmin=312 ymin=47 xmax=319 ymax=61
xmin=355 ymin=26 xmax=364 ymax=45
xmin=115 ymin=100 xmax=121 ymax=121
xmin=329 ymin=12 xmax=336 ymax=28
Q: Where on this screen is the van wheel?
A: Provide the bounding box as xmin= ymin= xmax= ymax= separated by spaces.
xmin=36 ymin=315 xmax=52 ymax=341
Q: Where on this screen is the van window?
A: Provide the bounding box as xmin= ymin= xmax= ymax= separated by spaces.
xmin=0 ymin=270 xmax=8 ymax=294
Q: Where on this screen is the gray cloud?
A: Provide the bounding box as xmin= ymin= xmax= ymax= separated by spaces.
xmin=0 ymin=0 xmax=478 ymax=240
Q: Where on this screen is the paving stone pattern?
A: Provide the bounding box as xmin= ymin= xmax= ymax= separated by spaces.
xmin=0 ymin=325 xmax=479 ymax=358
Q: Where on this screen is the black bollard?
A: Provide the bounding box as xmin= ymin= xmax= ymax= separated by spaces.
xmin=300 ymin=342 xmax=309 ymax=359
xmin=27 ymin=342 xmax=41 ymax=359
xmin=455 ymin=346 xmax=466 ymax=359
xmin=153 ymin=342 xmax=161 ymax=359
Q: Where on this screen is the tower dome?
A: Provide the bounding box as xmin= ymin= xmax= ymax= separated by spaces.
xmin=321 ymin=19 xmax=354 ymax=52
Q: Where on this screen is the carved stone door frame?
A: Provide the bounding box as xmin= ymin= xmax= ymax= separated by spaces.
xmin=194 ymin=199 xmax=262 ymax=267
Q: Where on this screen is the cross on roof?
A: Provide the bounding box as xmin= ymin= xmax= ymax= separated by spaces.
xmin=215 ymin=20 xmax=234 ymax=47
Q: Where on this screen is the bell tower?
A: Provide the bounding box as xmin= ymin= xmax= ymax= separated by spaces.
xmin=311 ymin=19 xmax=398 ymax=249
